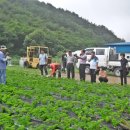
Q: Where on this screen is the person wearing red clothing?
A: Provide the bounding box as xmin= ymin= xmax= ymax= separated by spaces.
xmin=49 ymin=63 xmax=61 ymax=77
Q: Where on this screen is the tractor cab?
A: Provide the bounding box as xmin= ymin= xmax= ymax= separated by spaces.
xmin=25 ymin=46 xmax=51 ymax=68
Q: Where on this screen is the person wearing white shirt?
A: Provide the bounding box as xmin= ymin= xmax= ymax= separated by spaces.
xmin=39 ymin=50 xmax=48 ymax=75
xmin=89 ymin=51 xmax=99 ymax=83
xmin=76 ymin=50 xmax=87 ymax=81
xmin=66 ymin=50 xmax=75 ymax=79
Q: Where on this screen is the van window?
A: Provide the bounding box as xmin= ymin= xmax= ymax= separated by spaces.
xmin=109 ymin=48 xmax=115 ymax=55
xmin=96 ymin=49 xmax=105 ymax=55
xmin=109 ymin=54 xmax=118 ymax=61
xmin=85 ymin=49 xmax=94 ymax=55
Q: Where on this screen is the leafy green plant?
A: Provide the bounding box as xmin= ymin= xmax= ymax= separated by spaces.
xmin=0 ymin=66 xmax=130 ymax=129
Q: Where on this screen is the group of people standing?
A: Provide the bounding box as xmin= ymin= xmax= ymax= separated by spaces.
xmin=61 ymin=50 xmax=129 ymax=85
xmin=38 ymin=49 xmax=129 ymax=86
xmin=39 ymin=49 xmax=97 ymax=82
xmin=65 ymin=50 xmax=88 ymax=81
xmin=0 ymin=46 xmax=129 ymax=86
xmin=61 ymin=50 xmax=100 ymax=83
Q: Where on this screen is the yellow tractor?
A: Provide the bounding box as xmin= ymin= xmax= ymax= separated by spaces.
xmin=26 ymin=46 xmax=52 ymax=68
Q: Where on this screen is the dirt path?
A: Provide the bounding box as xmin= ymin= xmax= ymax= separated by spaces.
xmin=62 ymin=73 xmax=130 ymax=84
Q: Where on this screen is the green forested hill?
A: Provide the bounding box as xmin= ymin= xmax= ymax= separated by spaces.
xmin=0 ymin=0 xmax=124 ymax=55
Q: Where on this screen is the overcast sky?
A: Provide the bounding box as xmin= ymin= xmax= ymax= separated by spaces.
xmin=39 ymin=0 xmax=130 ymax=41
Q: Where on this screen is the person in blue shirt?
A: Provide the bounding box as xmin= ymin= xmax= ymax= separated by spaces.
xmin=0 ymin=45 xmax=7 ymax=84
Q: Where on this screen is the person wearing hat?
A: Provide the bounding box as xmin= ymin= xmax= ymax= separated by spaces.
xmin=0 ymin=45 xmax=7 ymax=84
xmin=120 ymin=53 xmax=129 ymax=86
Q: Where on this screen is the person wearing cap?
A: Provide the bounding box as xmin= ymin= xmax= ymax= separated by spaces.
xmin=66 ymin=50 xmax=76 ymax=79
xmin=0 ymin=45 xmax=7 ymax=84
xmin=48 ymin=63 xmax=61 ymax=78
xmin=120 ymin=53 xmax=129 ymax=86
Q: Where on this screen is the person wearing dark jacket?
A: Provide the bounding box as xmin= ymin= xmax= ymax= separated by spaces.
xmin=120 ymin=53 xmax=129 ymax=86
xmin=61 ymin=51 xmax=67 ymax=73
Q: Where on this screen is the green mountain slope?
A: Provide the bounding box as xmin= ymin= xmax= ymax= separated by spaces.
xmin=0 ymin=0 xmax=124 ymax=55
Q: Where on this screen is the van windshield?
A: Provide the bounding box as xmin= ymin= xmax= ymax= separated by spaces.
xmin=109 ymin=48 xmax=118 ymax=61
xmin=96 ymin=49 xmax=105 ymax=55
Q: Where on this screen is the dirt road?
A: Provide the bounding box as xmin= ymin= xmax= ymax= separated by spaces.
xmin=62 ymin=73 xmax=130 ymax=84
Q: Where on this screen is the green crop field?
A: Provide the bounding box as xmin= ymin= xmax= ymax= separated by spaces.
xmin=0 ymin=66 xmax=130 ymax=130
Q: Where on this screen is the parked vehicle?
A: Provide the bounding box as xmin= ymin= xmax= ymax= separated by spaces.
xmin=19 ymin=46 xmax=52 ymax=68
xmin=73 ymin=47 xmax=130 ymax=76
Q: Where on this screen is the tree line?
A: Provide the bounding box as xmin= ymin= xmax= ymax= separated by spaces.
xmin=0 ymin=0 xmax=124 ymax=56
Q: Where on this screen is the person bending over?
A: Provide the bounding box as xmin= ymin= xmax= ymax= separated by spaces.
xmin=49 ymin=63 xmax=61 ymax=78
xmin=98 ymin=67 xmax=108 ymax=83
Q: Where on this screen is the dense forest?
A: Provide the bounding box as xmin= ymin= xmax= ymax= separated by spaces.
xmin=0 ymin=0 xmax=124 ymax=55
